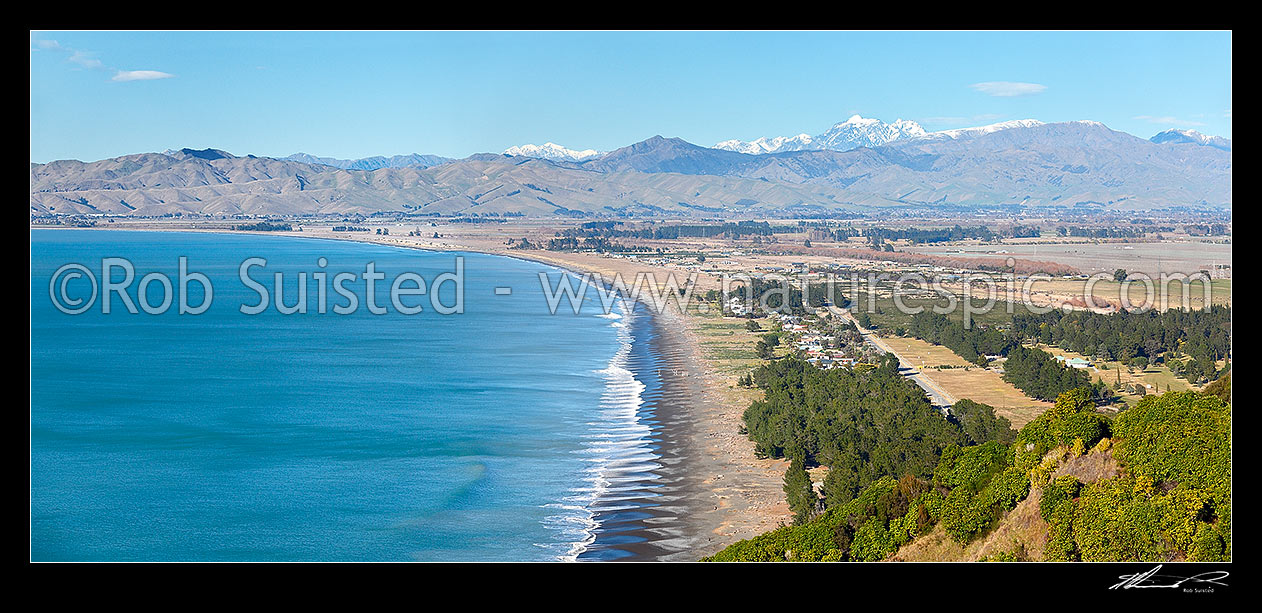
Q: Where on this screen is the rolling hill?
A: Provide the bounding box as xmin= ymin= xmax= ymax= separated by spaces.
xmin=30 ymin=120 xmax=1231 ymax=217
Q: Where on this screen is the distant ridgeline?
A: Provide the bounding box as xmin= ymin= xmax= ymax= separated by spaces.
xmin=31 ymin=122 xmax=1232 ymax=217
xmin=705 ymin=378 xmax=1231 ymax=562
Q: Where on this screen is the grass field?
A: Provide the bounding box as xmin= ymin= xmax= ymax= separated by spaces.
xmin=882 ymin=335 xmax=1053 ymax=428
xmin=881 ymin=336 xmax=974 ymax=368
xmin=853 ymin=290 xmax=1016 ymax=330
xmin=687 ymin=303 xmax=768 ymax=377
xmin=908 ymin=240 xmax=1232 ymax=281
xmin=1035 ymin=277 xmax=1231 ymax=310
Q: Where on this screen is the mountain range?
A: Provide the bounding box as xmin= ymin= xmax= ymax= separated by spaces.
xmin=31 ymin=118 xmax=1231 ymax=217
xmin=281 ymin=152 xmax=453 ymax=170
xmin=502 ymin=142 xmax=602 ymax=162
xmin=715 ymin=115 xmax=928 ymax=154
xmin=1149 ymin=128 xmax=1232 ymax=152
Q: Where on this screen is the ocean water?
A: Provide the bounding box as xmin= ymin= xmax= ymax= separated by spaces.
xmin=30 ymin=229 xmax=664 ymax=561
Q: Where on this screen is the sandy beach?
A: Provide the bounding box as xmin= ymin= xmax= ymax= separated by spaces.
xmin=293 ymin=227 xmax=795 ymax=559
xmin=38 ymin=221 xmax=792 ymax=560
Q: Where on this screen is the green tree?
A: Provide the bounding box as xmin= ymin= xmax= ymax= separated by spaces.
xmin=784 ymin=457 xmax=817 ymax=525
xmin=950 ymin=399 xmax=1017 ymax=445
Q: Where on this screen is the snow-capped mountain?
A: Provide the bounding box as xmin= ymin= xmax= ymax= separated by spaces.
xmin=712 ymin=116 xmax=1077 ymax=154
xmin=503 ymin=142 xmax=602 ymax=162
xmin=814 ymin=115 xmax=926 ymax=150
xmin=32 ymin=119 xmax=1231 ymax=216
xmin=1150 ymin=128 xmax=1232 ymax=151
xmin=915 ymin=119 xmax=1044 ymax=141
xmin=715 ymin=115 xmax=926 ymax=154
xmin=714 ymin=133 xmax=816 ymax=155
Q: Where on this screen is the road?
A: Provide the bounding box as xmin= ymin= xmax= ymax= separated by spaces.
xmin=827 ymin=306 xmax=957 ymax=414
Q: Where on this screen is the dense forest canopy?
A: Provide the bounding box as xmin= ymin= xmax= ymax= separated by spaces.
xmin=1010 ymin=306 xmax=1231 ymax=370
xmin=740 ymin=358 xmax=1010 ymax=514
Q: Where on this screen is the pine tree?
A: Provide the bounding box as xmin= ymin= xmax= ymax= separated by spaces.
xmin=783 ymin=457 xmax=817 ymax=525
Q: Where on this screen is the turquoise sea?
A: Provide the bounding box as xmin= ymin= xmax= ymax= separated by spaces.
xmin=30 ymin=229 xmax=666 ymax=561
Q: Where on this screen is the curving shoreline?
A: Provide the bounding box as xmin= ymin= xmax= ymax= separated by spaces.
xmin=31 ymin=223 xmax=792 ymax=560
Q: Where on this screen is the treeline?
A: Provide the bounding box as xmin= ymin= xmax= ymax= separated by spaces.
xmin=865 ymin=225 xmax=998 ymax=244
xmin=906 ymin=312 xmax=1012 ymax=365
xmin=233 ymin=221 xmax=292 ymax=232
xmin=1055 ymin=226 xmax=1148 ymax=239
xmin=556 ymin=220 xmax=800 ymax=240
xmin=831 ymin=224 xmax=1039 ymax=243
xmin=1184 ymin=223 xmax=1229 ymax=236
xmin=543 ymin=237 xmax=654 ymax=253
xmin=1010 ymin=306 xmax=1231 ymax=382
xmin=1001 ymin=345 xmax=1092 ymax=402
xmin=706 ymin=386 xmax=1230 ymax=562
xmin=446 ymin=216 xmax=508 ymax=224
xmin=656 ymin=221 xmax=799 ymax=238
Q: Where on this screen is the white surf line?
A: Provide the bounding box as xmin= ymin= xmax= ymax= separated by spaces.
xmin=551 ymin=297 xmax=664 ymax=561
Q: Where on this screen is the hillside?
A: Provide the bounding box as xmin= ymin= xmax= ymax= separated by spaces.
xmin=893 ymin=443 xmax=1122 ymax=561
xmin=31 ymin=150 xmax=867 ymax=217
xmin=31 ymin=121 xmax=1231 ymax=217
xmin=591 ymin=122 xmax=1232 ymax=209
xmin=704 ymin=382 xmax=1230 ymax=562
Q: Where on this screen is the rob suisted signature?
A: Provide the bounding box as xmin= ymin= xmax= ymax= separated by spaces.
xmin=1110 ymin=565 xmax=1229 ymax=591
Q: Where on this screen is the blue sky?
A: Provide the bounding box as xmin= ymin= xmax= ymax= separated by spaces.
xmin=30 ymin=30 xmax=1232 ymax=163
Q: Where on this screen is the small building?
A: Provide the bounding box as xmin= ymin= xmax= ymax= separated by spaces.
xmin=1064 ymin=357 xmax=1092 ymax=369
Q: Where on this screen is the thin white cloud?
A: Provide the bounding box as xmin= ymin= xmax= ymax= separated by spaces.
xmin=68 ymin=51 xmax=103 ymax=70
xmin=970 ymin=81 xmax=1047 ymax=97
xmin=111 ymin=70 xmax=175 ymax=82
xmin=1133 ymin=115 xmax=1206 ymax=127
xmin=32 ymin=36 xmax=174 ymax=83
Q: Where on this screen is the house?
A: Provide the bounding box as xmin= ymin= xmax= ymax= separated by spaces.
xmin=1062 ymin=357 xmax=1092 ymax=369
